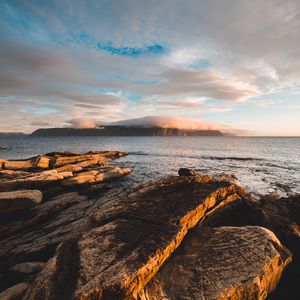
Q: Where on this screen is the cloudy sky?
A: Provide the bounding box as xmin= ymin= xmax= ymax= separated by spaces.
xmin=0 ymin=0 xmax=299 ymax=135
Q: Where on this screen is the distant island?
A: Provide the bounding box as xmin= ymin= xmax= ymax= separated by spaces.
xmin=31 ymin=126 xmax=228 ymax=136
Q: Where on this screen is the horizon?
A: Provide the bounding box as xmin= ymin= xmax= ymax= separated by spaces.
xmin=1 ymin=1 xmax=300 ymax=136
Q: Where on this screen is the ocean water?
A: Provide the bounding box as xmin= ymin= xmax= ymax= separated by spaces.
xmin=0 ymin=135 xmax=299 ymax=196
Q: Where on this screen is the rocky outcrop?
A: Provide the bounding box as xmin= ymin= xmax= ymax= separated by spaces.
xmin=142 ymin=226 xmax=291 ymax=300
xmin=0 ymin=165 xmax=294 ymax=300
xmin=0 ymin=190 xmax=42 ymax=213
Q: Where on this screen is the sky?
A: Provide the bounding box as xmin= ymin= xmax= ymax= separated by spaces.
xmin=0 ymin=0 xmax=300 ymax=136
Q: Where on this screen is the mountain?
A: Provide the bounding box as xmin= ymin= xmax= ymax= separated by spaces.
xmin=31 ymin=126 xmax=226 ymax=136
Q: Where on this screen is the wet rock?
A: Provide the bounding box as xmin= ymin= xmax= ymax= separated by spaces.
xmin=178 ymin=168 xmax=197 ymax=176
xmin=143 ymin=226 xmax=292 ymax=300
xmin=10 ymin=262 xmax=45 ymax=274
xmin=0 ymin=190 xmax=42 ymax=213
xmin=0 ymin=282 xmax=28 ymax=300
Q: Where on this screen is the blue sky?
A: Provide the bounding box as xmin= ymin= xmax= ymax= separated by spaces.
xmin=0 ymin=0 xmax=299 ymax=135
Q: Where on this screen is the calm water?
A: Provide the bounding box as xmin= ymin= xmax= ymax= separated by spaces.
xmin=0 ymin=136 xmax=299 ymax=196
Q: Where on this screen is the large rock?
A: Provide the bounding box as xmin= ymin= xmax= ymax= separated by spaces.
xmin=0 ymin=190 xmax=42 ymax=213
xmin=142 ymin=226 xmax=292 ymax=300
xmin=3 ymin=176 xmax=245 ymax=300
xmin=73 ymin=177 xmax=243 ymax=299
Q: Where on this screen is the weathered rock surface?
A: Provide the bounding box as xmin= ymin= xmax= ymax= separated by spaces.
xmin=142 ymin=226 xmax=292 ymax=300
xmin=0 ymin=190 xmax=42 ymax=213
xmin=201 ymin=193 xmax=300 ymax=300
xmin=20 ymin=176 xmax=243 ymax=299
xmin=0 ymin=160 xmax=294 ymax=300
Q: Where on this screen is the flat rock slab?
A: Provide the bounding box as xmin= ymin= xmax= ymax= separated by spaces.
xmin=68 ymin=176 xmax=244 ymax=299
xmin=0 ymin=190 xmax=42 ymax=213
xmin=142 ymin=226 xmax=292 ymax=300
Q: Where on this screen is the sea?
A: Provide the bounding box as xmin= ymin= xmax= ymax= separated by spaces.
xmin=0 ymin=135 xmax=299 ymax=197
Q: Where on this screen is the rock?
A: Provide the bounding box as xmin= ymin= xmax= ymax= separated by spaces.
xmin=74 ymin=177 xmax=243 ymax=299
xmin=142 ymin=226 xmax=292 ymax=300
xmin=102 ymin=167 xmax=133 ymax=181
xmin=53 ymin=154 xmax=108 ymax=168
xmin=55 ymin=164 xmax=83 ymax=173
xmin=0 ymin=282 xmax=28 ymax=300
xmin=178 ymin=168 xmax=197 ymax=176
xmin=3 ymin=156 xmax=52 ymax=170
xmin=0 ymin=190 xmax=42 ymax=213
xmin=62 ymin=167 xmax=132 ymax=186
xmin=0 ymin=170 xmax=31 ymax=180
xmin=0 ymin=170 xmax=73 ymax=192
xmin=10 ymin=261 xmax=45 ymax=274
xmin=22 ymin=242 xmax=78 ymax=300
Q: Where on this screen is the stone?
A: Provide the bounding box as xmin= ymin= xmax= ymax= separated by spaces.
xmin=178 ymin=168 xmax=197 ymax=176
xmin=102 ymin=167 xmax=133 ymax=181
xmin=74 ymin=177 xmax=243 ymax=299
xmin=55 ymin=164 xmax=83 ymax=173
xmin=0 ymin=170 xmax=31 ymax=180
xmin=0 ymin=170 xmax=72 ymax=192
xmin=0 ymin=190 xmax=42 ymax=213
xmin=53 ymin=154 xmax=108 ymax=168
xmin=3 ymin=156 xmax=51 ymax=170
xmin=0 ymin=282 xmax=28 ymax=300
xmin=22 ymin=242 xmax=78 ymax=300
xmin=142 ymin=226 xmax=292 ymax=300
xmin=10 ymin=261 xmax=45 ymax=274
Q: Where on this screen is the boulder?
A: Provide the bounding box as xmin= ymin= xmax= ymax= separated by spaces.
xmin=178 ymin=168 xmax=197 ymax=176
xmin=73 ymin=177 xmax=243 ymax=299
xmin=0 ymin=282 xmax=28 ymax=300
xmin=102 ymin=167 xmax=133 ymax=181
xmin=0 ymin=190 xmax=42 ymax=213
xmin=10 ymin=261 xmax=45 ymax=274
xmin=142 ymin=226 xmax=292 ymax=300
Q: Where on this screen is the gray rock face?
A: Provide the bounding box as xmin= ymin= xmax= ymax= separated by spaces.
xmin=142 ymin=226 xmax=292 ymax=300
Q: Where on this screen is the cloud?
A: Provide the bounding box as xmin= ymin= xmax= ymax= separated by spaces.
xmin=112 ymin=115 xmax=223 ymax=130
xmin=1 ymin=0 xmax=300 ymax=135
xmin=134 ymin=69 xmax=259 ymax=101
xmin=30 ymin=121 xmax=50 ymax=126
xmin=66 ymin=118 xmax=102 ymax=128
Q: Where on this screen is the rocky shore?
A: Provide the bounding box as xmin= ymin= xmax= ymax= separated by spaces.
xmin=0 ymin=152 xmax=299 ymax=299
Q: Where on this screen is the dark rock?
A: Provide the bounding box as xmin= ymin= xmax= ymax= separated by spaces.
xmin=178 ymin=168 xmax=197 ymax=176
